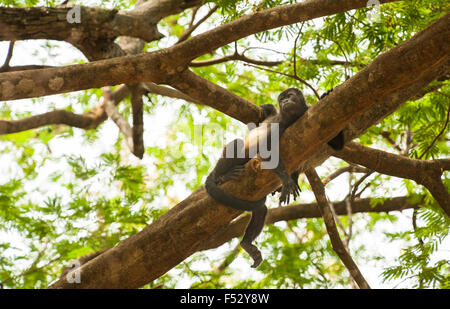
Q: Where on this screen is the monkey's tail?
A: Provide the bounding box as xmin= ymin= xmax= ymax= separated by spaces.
xmin=205 ymin=177 xmax=266 ymax=211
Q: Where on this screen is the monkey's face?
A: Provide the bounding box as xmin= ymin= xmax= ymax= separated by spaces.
xmin=278 ymin=88 xmax=307 ymax=117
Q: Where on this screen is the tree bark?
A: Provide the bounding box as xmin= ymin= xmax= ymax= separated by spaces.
xmin=48 ymin=14 xmax=450 ymax=288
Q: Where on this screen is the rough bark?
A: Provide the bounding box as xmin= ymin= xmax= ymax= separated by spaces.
xmin=0 ymin=1 xmax=201 ymax=60
xmin=48 ymin=15 xmax=450 ymax=289
xmin=0 ymin=0 xmax=400 ymax=102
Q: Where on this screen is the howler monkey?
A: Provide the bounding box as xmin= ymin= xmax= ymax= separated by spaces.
xmin=205 ymin=88 xmax=344 ymax=267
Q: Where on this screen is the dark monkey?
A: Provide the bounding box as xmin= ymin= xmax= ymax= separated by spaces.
xmin=205 ymin=88 xmax=344 ymax=267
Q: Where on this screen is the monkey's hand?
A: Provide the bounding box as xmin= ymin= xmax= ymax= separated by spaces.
xmin=279 ymin=177 xmax=300 ymax=205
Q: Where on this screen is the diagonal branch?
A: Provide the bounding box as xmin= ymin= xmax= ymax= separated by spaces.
xmin=305 ymin=168 xmax=370 ymax=289
xmin=0 ymin=41 xmax=15 ymax=72
xmin=48 ymin=14 xmax=450 ymax=289
xmin=168 ymin=69 xmax=265 ymax=124
xmin=177 ymin=4 xmax=219 ymax=43
xmin=0 ymin=0 xmax=402 ymax=101
xmin=418 ymin=100 xmax=450 ymax=159
xmin=102 ymin=87 xmax=134 ymax=152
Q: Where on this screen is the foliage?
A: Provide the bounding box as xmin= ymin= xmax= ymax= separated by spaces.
xmin=0 ymin=0 xmax=449 ymax=289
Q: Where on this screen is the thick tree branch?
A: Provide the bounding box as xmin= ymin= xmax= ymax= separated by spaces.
xmin=0 ymin=85 xmax=129 ymax=134
xmin=0 ymin=1 xmax=202 ymax=60
xmin=305 ymin=168 xmax=370 ymax=289
xmin=48 ymin=15 xmax=449 ymax=289
xmin=0 ymin=0 xmax=401 ymax=101
xmin=66 ymin=195 xmax=418 ymax=275
xmin=168 ymin=69 xmax=265 ymax=124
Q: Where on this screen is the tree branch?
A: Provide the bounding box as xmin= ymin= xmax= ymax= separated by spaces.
xmin=322 ymin=165 xmax=370 ymax=185
xmin=305 ymin=168 xmax=370 ymax=289
xmin=102 ymin=87 xmax=135 ymax=155
xmin=48 ymin=15 xmax=449 ymax=288
xmin=0 ymin=0 xmax=402 ymax=101
xmin=0 ymin=85 xmax=129 ymax=134
xmin=198 ymin=196 xmax=418 ymax=252
xmin=336 ymin=142 xmax=450 ymax=216
xmin=129 ymin=84 xmax=145 ymax=159
xmin=0 ymin=41 xmax=15 ymax=72
xmin=418 ymin=100 xmax=450 ymax=159
xmin=177 ymin=4 xmax=219 ymax=43
xmin=168 ymin=69 xmax=265 ymax=124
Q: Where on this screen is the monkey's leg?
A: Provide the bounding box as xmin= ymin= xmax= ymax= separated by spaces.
xmin=240 ymin=205 xmax=268 ymax=268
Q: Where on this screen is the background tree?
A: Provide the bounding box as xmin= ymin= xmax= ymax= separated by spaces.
xmin=0 ymin=0 xmax=448 ymax=289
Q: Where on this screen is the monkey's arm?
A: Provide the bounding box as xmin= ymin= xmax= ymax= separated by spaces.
xmin=261 ymin=104 xmax=277 ymax=117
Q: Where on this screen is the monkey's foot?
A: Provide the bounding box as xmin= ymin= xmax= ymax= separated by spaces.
xmin=240 ymin=240 xmax=263 ymax=268
xmin=220 ymin=165 xmax=245 ymax=182
xmin=279 ymin=177 xmax=300 ymax=205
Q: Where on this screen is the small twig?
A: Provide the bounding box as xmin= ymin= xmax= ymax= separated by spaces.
xmin=102 ymin=87 xmax=134 ymax=154
xmin=214 ymin=244 xmax=240 ymax=274
xmin=189 ymin=6 xmax=200 ymax=28
xmin=293 ymin=22 xmax=305 ymax=79
xmin=380 ymin=131 xmax=402 ymax=152
xmin=177 ymin=5 xmax=219 ymax=44
xmin=244 ymin=63 xmax=320 ymax=99
xmin=305 ymin=168 xmax=371 ymax=289
xmin=316 ymin=33 xmax=351 ymax=79
xmin=190 ymin=53 xmax=283 ymax=67
xmin=351 ymin=172 xmax=374 ymax=200
xmin=345 ymin=196 xmax=353 ymax=243
xmin=322 ymin=165 xmax=370 ymax=185
xmin=418 ymin=99 xmax=450 ymax=159
xmin=0 ymin=41 xmax=15 ymax=72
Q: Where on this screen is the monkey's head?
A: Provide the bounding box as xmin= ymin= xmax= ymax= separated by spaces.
xmin=277 ymin=88 xmax=308 ymax=119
